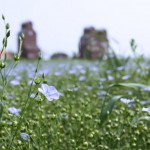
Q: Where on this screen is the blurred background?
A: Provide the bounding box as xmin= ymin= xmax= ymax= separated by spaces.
xmin=0 ymin=0 xmax=150 ymax=59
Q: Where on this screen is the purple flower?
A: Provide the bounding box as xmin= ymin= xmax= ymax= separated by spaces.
xmin=8 ymin=107 xmax=21 ymax=115
xmin=21 ymin=133 xmax=31 ymax=140
xmin=38 ymin=84 xmax=60 ymax=101
xmin=142 ymin=106 xmax=150 ymax=113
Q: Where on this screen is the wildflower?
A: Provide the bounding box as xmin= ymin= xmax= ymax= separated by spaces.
xmin=73 ymin=87 xmax=78 ymax=91
xmin=142 ymin=106 xmax=150 ymax=113
xmin=108 ymin=75 xmax=114 ymax=81
xmin=10 ymin=80 xmax=20 ymax=85
xmin=122 ymin=75 xmax=130 ymax=80
xmin=30 ymin=93 xmax=36 ymax=98
xmin=140 ymin=100 xmax=150 ymax=105
xmin=87 ymin=86 xmax=92 ymax=90
xmin=8 ymin=107 xmax=21 ymax=115
xmin=69 ymin=69 xmax=77 ymax=75
xmin=20 ymin=133 xmax=31 ymax=140
xmin=142 ymin=86 xmax=150 ymax=91
xmin=120 ymin=98 xmax=134 ymax=104
xmin=79 ymin=76 xmax=85 ymax=81
xmin=117 ymin=66 xmax=124 ymax=71
xmin=55 ymin=71 xmax=62 ymax=76
xmin=90 ymin=66 xmax=98 ymax=72
xmin=38 ymin=84 xmax=60 ymax=101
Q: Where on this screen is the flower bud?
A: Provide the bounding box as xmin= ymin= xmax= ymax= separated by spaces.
xmin=5 ymin=23 xmax=10 ymax=30
xmin=34 ymin=77 xmax=41 ymax=84
xmin=14 ymin=55 xmax=20 ymax=61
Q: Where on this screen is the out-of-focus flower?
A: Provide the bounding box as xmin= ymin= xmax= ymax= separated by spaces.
xmin=8 ymin=107 xmax=21 ymax=115
xmin=90 ymin=67 xmax=98 ymax=72
xmin=142 ymin=106 xmax=150 ymax=113
xmin=76 ymin=65 xmax=83 ymax=69
xmin=87 ymin=86 xmax=92 ymax=90
xmin=79 ymin=76 xmax=85 ymax=81
xmin=20 ymin=133 xmax=31 ymax=140
xmin=38 ymin=84 xmax=60 ymax=101
xmin=80 ymin=69 xmax=86 ymax=74
xmin=30 ymin=93 xmax=36 ymax=98
xmin=142 ymin=86 xmax=150 ymax=91
xmin=58 ymin=63 xmax=65 ymax=68
xmin=117 ymin=66 xmax=124 ymax=71
xmin=73 ymin=87 xmax=78 ymax=91
xmin=10 ymin=80 xmax=20 ymax=85
xmin=140 ymin=100 xmax=150 ymax=105
xmin=54 ymin=71 xmax=62 ymax=76
xmin=122 ymin=75 xmax=130 ymax=80
xmin=100 ymin=78 xmax=106 ymax=82
xmin=108 ymin=75 xmax=114 ymax=81
xmin=69 ymin=69 xmax=77 ymax=75
xmin=120 ymin=98 xmax=134 ymax=104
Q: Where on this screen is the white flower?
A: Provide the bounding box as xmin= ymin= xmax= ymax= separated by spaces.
xmin=8 ymin=107 xmax=21 ymax=115
xmin=38 ymin=84 xmax=60 ymax=101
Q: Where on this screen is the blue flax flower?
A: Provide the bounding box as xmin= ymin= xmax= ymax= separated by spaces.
xmin=8 ymin=107 xmax=21 ymax=115
xmin=142 ymin=106 xmax=150 ymax=113
xmin=20 ymin=133 xmax=31 ymax=140
xmin=38 ymin=84 xmax=60 ymax=101
xmin=120 ymin=98 xmax=134 ymax=104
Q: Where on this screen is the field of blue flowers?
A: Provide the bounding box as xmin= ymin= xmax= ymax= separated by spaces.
xmin=1 ymin=15 xmax=150 ymax=150
xmin=0 ymin=54 xmax=150 ymax=150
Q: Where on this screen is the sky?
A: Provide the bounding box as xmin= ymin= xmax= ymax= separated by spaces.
xmin=0 ymin=0 xmax=150 ymax=58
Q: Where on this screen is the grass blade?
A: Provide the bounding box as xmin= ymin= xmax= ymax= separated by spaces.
xmin=109 ymin=83 xmax=147 ymax=89
xmin=100 ymin=95 xmax=122 ymax=127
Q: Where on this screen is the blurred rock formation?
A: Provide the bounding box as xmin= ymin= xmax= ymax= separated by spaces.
xmin=18 ymin=21 xmax=40 ymax=59
xmin=79 ymin=27 xmax=109 ymax=59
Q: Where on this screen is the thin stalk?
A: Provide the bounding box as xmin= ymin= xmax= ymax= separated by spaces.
xmin=8 ymin=58 xmax=41 ymax=149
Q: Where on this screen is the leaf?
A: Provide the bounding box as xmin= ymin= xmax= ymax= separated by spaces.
xmin=109 ymin=83 xmax=147 ymax=89
xmin=100 ymin=95 xmax=122 ymax=127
